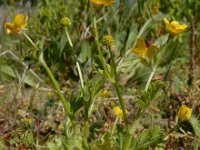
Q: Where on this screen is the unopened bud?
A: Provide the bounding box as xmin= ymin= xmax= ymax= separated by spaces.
xmin=60 ymin=17 xmax=71 ymax=28
xmin=102 ymin=35 xmax=114 ymax=47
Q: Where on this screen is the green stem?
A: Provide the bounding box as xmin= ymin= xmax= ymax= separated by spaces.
xmin=108 ymin=48 xmax=131 ymax=150
xmin=22 ymin=32 xmax=38 ymax=50
xmin=83 ymin=121 xmax=89 ymax=150
xmin=111 ymin=118 xmax=118 ymax=136
xmin=23 ymin=32 xmax=74 ymax=123
xmin=93 ymin=17 xmax=130 ymax=149
xmin=123 ymin=133 xmax=132 ymax=150
xmin=76 ymin=62 xmax=84 ymax=89
xmin=65 ymin=29 xmax=73 ymax=47
xmin=108 ymin=48 xmax=129 ymax=132
xmin=93 ymin=18 xmax=111 ymax=80
xmin=144 ymin=67 xmax=156 ymax=91
xmin=76 ymin=62 xmax=89 ymax=149
xmin=114 ymin=84 xmax=130 ymax=130
xmin=144 ymin=35 xmax=171 ymax=92
xmin=39 ymin=53 xmax=74 ymax=123
xmin=114 ymin=76 xmax=131 ymax=150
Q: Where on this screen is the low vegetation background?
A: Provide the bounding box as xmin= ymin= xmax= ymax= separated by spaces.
xmin=0 ymin=0 xmax=200 ymax=149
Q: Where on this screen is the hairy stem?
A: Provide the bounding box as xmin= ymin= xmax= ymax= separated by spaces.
xmin=39 ymin=53 xmax=74 ymax=123
xmin=23 ymin=33 xmax=74 ymax=123
xmin=93 ymin=18 xmax=111 ymax=80
xmin=109 ymin=48 xmax=131 ymax=150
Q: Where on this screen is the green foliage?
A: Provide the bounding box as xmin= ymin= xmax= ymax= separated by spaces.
xmin=0 ymin=140 xmax=5 ymax=150
xmin=79 ymin=41 xmax=92 ymax=63
xmin=90 ymin=133 xmax=119 ymax=150
xmin=46 ymin=125 xmax=83 ymax=150
xmin=138 ymin=81 xmax=164 ymax=108
xmin=1 ymin=0 xmax=199 ymax=149
xmin=64 ymin=125 xmax=83 ymax=150
xmin=190 ymin=117 xmax=200 ymax=135
xmin=22 ymin=131 xmax=35 ymax=148
xmin=47 ymin=137 xmax=63 ymax=150
xmin=70 ymin=93 xmax=85 ymax=114
xmin=1 ymin=64 xmax=38 ymax=87
xmin=132 ymin=125 xmax=163 ymax=150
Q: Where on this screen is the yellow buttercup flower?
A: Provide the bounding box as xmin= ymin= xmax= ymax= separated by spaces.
xmin=4 ymin=13 xmax=28 ymax=34
xmin=164 ymin=18 xmax=187 ymax=35
xmin=90 ymin=0 xmax=115 ymax=6
xmin=177 ymin=104 xmax=192 ymax=121
xmin=113 ymin=106 xmax=128 ymax=120
xmin=132 ymin=38 xmax=159 ymax=61
xmin=113 ymin=106 xmax=123 ymax=119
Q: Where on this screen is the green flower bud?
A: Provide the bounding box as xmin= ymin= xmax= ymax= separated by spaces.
xmin=60 ymin=17 xmax=71 ymax=28
xmin=102 ymin=35 xmax=114 ymax=47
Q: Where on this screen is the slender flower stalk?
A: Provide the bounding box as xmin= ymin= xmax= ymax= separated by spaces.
xmin=22 ymin=32 xmax=75 ymax=124
xmin=22 ymin=32 xmax=38 ymax=50
xmin=38 ymin=53 xmax=74 ymax=123
xmin=108 ymin=47 xmax=131 ymax=150
xmin=111 ymin=117 xmax=118 ymax=135
xmin=83 ymin=121 xmax=89 ymax=149
xmin=65 ymin=29 xmax=73 ymax=47
xmin=93 ymin=18 xmax=130 ymax=149
xmin=108 ymin=47 xmax=129 ymax=131
xmin=60 ymin=17 xmax=73 ymax=47
xmin=76 ymin=61 xmax=89 ymax=149
xmin=144 ymin=65 xmax=156 ymax=91
xmin=109 ymin=47 xmax=131 ymax=150
xmin=93 ymin=18 xmax=112 ymax=81
xmin=76 ymin=62 xmax=84 ymax=89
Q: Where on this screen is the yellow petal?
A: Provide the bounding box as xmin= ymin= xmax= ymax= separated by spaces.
xmin=145 ymin=46 xmax=159 ymax=60
xmin=25 ymin=15 xmax=28 ymax=26
xmin=132 ymin=38 xmax=147 ymax=57
xmin=14 ymin=14 xmax=24 ymax=26
xmin=177 ymin=24 xmax=188 ymax=32
xmin=177 ymin=104 xmax=192 ymax=121
xmin=103 ymin=0 xmax=115 ymax=6
xmin=100 ymin=88 xmax=109 ymax=97
xmin=179 ymin=24 xmax=187 ymax=30
xmin=90 ymin=0 xmax=103 ymax=5
xmin=164 ymin=18 xmax=188 ymax=35
xmin=14 ymin=13 xmax=27 ymax=28
xmin=4 ymin=23 xmax=16 ymax=34
xmin=132 ymin=47 xmax=142 ymax=56
xmin=135 ymin=38 xmax=147 ymax=50
xmin=113 ymin=106 xmax=123 ymax=118
xmin=163 ymin=18 xmax=170 ymax=25
xmin=171 ymin=21 xmax=180 ymax=27
xmin=90 ymin=0 xmax=114 ymax=6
